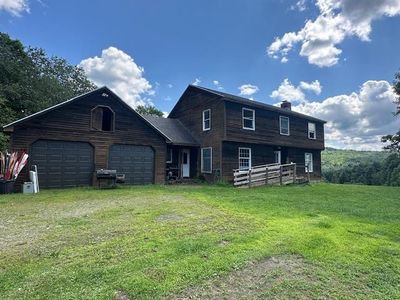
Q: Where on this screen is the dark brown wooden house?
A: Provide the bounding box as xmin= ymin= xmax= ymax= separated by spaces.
xmin=3 ymin=85 xmax=325 ymax=189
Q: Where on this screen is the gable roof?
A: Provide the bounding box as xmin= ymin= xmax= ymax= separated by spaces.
xmin=174 ymin=85 xmax=326 ymax=123
xmin=141 ymin=115 xmax=199 ymax=146
xmin=2 ymin=87 xmax=171 ymax=142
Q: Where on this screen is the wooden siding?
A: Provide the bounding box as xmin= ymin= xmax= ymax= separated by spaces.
xmin=221 ymin=141 xmax=322 ymax=182
xmin=169 ymin=88 xmax=225 ymax=181
xmin=166 ymin=145 xmax=198 ymax=178
xmin=224 ymin=101 xmax=325 ymax=150
xmin=9 ymin=91 xmax=167 ymax=189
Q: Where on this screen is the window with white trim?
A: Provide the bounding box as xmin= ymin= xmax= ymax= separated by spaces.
xmin=166 ymin=148 xmax=173 ymax=163
xmin=305 ymin=152 xmax=313 ymax=173
xmin=202 ymin=109 xmax=211 ymax=131
xmin=238 ymin=147 xmax=251 ymax=171
xmin=201 ymin=147 xmax=212 ymax=173
xmin=280 ymin=116 xmax=290 ymax=135
xmin=242 ymin=108 xmax=255 ymax=130
xmin=308 ymin=122 xmax=316 ymax=139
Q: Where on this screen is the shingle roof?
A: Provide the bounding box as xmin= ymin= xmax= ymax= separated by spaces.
xmin=190 ymin=85 xmax=327 ymax=123
xmin=141 ymin=115 xmax=199 ymax=146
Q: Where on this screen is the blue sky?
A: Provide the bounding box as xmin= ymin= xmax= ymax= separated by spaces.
xmin=1 ymin=0 xmax=400 ymax=150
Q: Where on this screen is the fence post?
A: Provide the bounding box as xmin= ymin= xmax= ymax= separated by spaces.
xmin=293 ymin=163 xmax=296 ymax=183
xmin=248 ymin=169 xmax=252 ymax=188
xmin=279 ymin=165 xmax=283 ymax=185
xmin=306 ymin=164 xmax=311 ymax=182
xmin=265 ymin=167 xmax=268 ymax=185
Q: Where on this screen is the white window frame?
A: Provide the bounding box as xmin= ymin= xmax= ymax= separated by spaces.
xmin=308 ymin=122 xmax=316 ymax=139
xmin=201 ymin=147 xmax=212 ymax=173
xmin=305 ymin=152 xmax=314 ymax=173
xmin=242 ymin=108 xmax=255 ymax=130
xmin=202 ymin=109 xmax=211 ymax=131
xmin=166 ymin=148 xmax=173 ymax=163
xmin=274 ymin=150 xmax=281 ymax=164
xmin=238 ymin=147 xmax=252 ymax=171
xmin=279 ymin=116 xmax=290 ymax=136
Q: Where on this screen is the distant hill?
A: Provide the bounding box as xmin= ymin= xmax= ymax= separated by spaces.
xmin=322 ymin=147 xmax=390 ymax=171
xmin=321 ymin=148 xmax=399 ymax=186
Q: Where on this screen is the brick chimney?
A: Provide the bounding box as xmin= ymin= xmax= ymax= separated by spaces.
xmin=280 ymin=100 xmax=291 ymax=111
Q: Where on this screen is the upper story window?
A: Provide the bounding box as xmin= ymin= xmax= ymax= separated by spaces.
xmin=202 ymin=109 xmax=211 ymax=131
xmin=308 ymin=122 xmax=316 ymax=139
xmin=91 ymin=106 xmax=115 ymax=131
xmin=280 ymin=116 xmax=290 ymax=135
xmin=242 ymin=108 xmax=255 ymax=130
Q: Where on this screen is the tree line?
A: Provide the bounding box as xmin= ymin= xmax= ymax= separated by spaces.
xmin=322 ymin=150 xmax=400 ymax=186
xmin=0 ymin=33 xmax=163 ymax=151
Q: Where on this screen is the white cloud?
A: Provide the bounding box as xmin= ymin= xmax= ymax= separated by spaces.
xmin=299 ymin=80 xmax=322 ymax=95
xmin=291 ymin=0 xmax=307 ymax=12
xmin=293 ymin=80 xmax=400 ymax=150
xmin=163 ymin=111 xmax=169 ymax=118
xmin=268 ymin=0 xmax=400 ymax=67
xmin=164 ymin=96 xmax=172 ymax=101
xmin=167 ymin=83 xmax=173 ymax=88
xmin=79 ymin=47 xmax=153 ymax=107
xmin=192 ymin=78 xmax=201 ymax=86
xmin=238 ymin=84 xmax=259 ymax=96
xmin=0 ymin=0 xmax=29 ymax=16
xmin=213 ymin=80 xmax=224 ymax=90
xmin=281 ymin=57 xmax=289 ymax=63
xmin=270 ymin=78 xmax=321 ymax=103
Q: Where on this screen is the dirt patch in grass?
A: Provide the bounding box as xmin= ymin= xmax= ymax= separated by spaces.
xmin=166 ymin=255 xmax=318 ymax=300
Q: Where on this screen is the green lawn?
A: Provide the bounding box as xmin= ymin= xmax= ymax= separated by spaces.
xmin=0 ymin=183 xmax=399 ymax=299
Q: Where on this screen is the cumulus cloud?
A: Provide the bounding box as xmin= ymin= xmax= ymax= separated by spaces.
xmin=268 ymin=0 xmax=400 ymax=67
xmin=293 ymin=80 xmax=400 ymax=150
xmin=0 ymin=0 xmax=29 ymax=16
xmin=270 ymin=79 xmax=321 ymax=103
xmin=299 ymin=80 xmax=322 ymax=95
xmin=79 ymin=47 xmax=153 ymax=107
xmin=238 ymin=84 xmax=259 ymax=96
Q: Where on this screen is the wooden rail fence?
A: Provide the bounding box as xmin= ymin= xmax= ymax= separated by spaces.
xmin=233 ymin=162 xmax=297 ymax=187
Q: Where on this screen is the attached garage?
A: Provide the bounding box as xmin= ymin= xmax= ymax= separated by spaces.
xmin=30 ymin=140 xmax=94 ymax=188
xmin=108 ymin=144 xmax=154 ymax=185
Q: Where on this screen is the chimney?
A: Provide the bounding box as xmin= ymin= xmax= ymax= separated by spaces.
xmin=280 ymin=100 xmax=291 ymax=111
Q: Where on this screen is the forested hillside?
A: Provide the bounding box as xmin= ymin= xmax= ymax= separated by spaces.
xmin=322 ymin=148 xmax=400 ymax=186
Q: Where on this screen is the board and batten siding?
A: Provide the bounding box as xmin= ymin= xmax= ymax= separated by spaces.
xmin=9 ymin=91 xmax=167 ymax=189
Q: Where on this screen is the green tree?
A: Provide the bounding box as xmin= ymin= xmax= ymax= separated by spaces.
xmin=136 ymin=104 xmax=164 ymax=117
xmin=0 ymin=33 xmax=96 ymax=150
xmin=382 ymin=71 xmax=400 ymax=152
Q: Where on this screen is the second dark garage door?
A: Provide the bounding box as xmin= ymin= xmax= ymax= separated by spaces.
xmin=108 ymin=144 xmax=154 ymax=185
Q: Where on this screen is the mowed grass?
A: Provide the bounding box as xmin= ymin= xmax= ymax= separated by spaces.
xmin=0 ymin=183 xmax=399 ymax=299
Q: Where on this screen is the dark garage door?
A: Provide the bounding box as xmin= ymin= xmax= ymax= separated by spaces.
xmin=108 ymin=144 xmax=154 ymax=185
xmin=30 ymin=140 xmax=94 ymax=188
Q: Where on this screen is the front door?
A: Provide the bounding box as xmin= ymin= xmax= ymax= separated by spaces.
xmin=182 ymin=149 xmax=190 ymax=177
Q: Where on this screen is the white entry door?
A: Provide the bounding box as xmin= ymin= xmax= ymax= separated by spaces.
xmin=182 ymin=149 xmax=190 ymax=177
